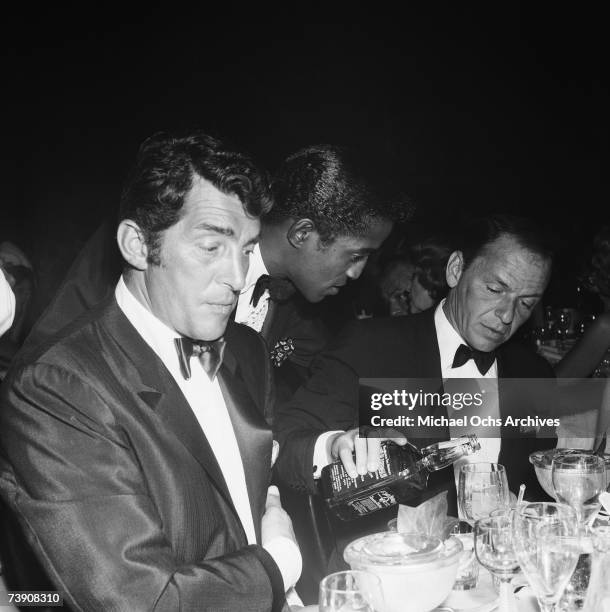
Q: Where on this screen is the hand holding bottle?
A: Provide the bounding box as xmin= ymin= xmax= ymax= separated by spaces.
xmin=328 ymin=427 xmax=407 ymax=478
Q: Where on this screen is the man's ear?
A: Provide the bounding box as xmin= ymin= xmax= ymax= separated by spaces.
xmin=117 ymin=220 xmax=149 ymax=271
xmin=446 ymin=250 xmax=465 ymax=288
xmin=286 ymin=218 xmax=316 ymax=249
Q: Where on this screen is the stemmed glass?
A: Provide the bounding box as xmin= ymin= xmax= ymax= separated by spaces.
xmin=511 ymin=502 xmax=580 ymax=612
xmin=474 ymin=514 xmax=520 ymax=612
xmin=551 ymin=452 xmax=607 ymax=525
xmin=319 ymin=570 xmax=385 ymax=612
xmin=458 ymin=463 xmax=511 ymax=526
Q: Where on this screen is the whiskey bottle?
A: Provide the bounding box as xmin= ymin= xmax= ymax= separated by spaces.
xmin=320 ymin=435 xmax=481 ymax=521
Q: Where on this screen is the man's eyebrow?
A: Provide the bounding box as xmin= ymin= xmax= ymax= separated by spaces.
xmin=491 ymin=276 xmax=544 ymax=297
xmin=245 ymin=234 xmax=261 ymax=246
xmin=194 ymin=222 xmax=234 ymax=237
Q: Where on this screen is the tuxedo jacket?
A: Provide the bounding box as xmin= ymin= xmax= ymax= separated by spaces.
xmin=24 ymin=220 xmax=330 ymax=409
xmin=0 ymin=298 xmax=285 ymax=612
xmin=274 ymin=308 xmax=556 ymax=508
xmin=259 ymin=294 xmax=331 ymax=406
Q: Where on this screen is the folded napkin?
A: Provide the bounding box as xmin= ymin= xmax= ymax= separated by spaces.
xmin=396 ymin=491 xmax=459 ymax=540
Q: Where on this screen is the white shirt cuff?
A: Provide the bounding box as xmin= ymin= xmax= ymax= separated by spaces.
xmin=263 ymin=535 xmax=302 ymax=592
xmin=312 ymin=430 xmax=344 ymax=479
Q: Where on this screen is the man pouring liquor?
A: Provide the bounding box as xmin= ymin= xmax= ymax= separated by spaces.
xmin=274 ymin=214 xmax=558 ymax=520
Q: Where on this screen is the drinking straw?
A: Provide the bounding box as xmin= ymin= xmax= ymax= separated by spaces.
xmin=587 ymin=511 xmax=599 ymax=529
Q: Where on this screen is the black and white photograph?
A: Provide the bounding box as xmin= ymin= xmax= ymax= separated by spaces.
xmin=1 ymin=8 xmax=609 ymax=611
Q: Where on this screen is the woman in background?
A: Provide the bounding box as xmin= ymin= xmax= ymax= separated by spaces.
xmin=544 ymin=227 xmax=610 ymax=451
xmin=379 ymin=234 xmax=452 ymax=316
xmin=550 ymin=226 xmax=610 ymax=378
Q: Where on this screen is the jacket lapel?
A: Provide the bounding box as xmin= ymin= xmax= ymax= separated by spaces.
xmin=218 ymin=350 xmax=272 ymax=543
xmin=101 ymin=300 xmax=235 ymax=512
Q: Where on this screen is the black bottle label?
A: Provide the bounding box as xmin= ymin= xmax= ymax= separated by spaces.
xmin=346 ymin=489 xmax=398 ymax=517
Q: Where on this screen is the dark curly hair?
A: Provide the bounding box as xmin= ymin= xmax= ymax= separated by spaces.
xmin=119 ymin=130 xmax=273 ymax=264
xmin=582 ymin=225 xmax=610 ymax=297
xmin=265 ymin=145 xmax=414 ymax=244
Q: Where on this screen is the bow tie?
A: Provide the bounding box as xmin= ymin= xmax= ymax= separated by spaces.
xmin=452 ymin=343 xmax=496 ymax=376
xmin=250 ymin=274 xmax=296 ymax=307
xmin=174 ymin=337 xmax=226 ymax=381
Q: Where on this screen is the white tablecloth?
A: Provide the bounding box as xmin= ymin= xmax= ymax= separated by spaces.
xmin=296 ymin=570 xmax=540 ymax=611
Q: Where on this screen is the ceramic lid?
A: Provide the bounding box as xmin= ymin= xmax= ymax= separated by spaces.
xmin=343 ymin=532 xmax=462 ymax=568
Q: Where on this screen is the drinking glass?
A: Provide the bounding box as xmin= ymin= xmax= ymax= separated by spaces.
xmin=451 ymin=521 xmax=479 ymax=591
xmin=582 ymin=525 xmax=610 ymax=612
xmin=475 ymin=515 xmax=520 ymax=612
xmin=551 ymin=452 xmax=606 ymax=524
xmin=458 ymin=463 xmax=511 ymax=526
xmin=511 ymin=502 xmax=580 ymax=612
xmin=319 ymin=570 xmax=385 ymax=612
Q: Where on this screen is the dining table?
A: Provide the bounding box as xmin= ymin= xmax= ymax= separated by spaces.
xmin=298 ymin=569 xmax=540 ymax=611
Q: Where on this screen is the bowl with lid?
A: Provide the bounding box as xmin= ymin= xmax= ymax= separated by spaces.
xmin=343 ymin=531 xmax=463 ymax=612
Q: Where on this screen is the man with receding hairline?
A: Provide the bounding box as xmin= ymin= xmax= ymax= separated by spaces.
xmin=275 ymin=214 xmax=557 ymax=523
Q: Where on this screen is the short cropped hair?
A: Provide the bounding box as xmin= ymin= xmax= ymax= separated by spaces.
xmin=119 ymin=130 xmax=273 ymax=264
xmin=266 ymin=145 xmax=413 ymax=244
xmin=458 ymin=214 xmax=556 ymax=271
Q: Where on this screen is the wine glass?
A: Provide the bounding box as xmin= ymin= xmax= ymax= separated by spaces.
xmin=475 ymin=514 xmax=520 ymax=612
xmin=319 ymin=570 xmax=385 ymax=612
xmin=458 ymin=462 xmax=511 ymax=526
xmin=551 ymin=452 xmax=606 ymax=524
xmin=511 ymin=502 xmax=580 ymax=612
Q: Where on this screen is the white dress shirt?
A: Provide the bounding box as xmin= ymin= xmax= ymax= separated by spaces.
xmin=115 ymin=277 xmax=301 ymax=592
xmin=234 ymin=244 xmax=270 ymax=332
xmin=0 ymin=270 xmax=15 ymax=337
xmin=434 ymin=300 xmax=501 ymax=486
xmin=233 ymin=246 xmax=337 ymax=480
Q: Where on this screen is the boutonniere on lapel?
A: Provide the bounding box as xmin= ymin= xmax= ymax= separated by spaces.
xmin=270 ymin=337 xmax=295 ymax=367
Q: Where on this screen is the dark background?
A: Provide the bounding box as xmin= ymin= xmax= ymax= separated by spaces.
xmin=3 ymin=8 xmax=608 ymax=319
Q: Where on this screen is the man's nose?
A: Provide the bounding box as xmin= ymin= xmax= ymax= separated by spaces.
xmin=346 ymin=258 xmax=368 ymax=280
xmin=222 ymin=253 xmax=248 ymax=292
xmin=495 ymin=297 xmax=516 ymax=325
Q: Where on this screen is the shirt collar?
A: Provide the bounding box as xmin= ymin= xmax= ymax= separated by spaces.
xmin=241 ymin=243 xmax=269 ymax=294
xmin=434 ymin=298 xmax=470 ymax=372
xmin=115 ymin=275 xmax=184 ymax=376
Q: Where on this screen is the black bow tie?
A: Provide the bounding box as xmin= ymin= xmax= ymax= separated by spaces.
xmin=452 ymin=343 xmax=496 ymax=376
xmin=174 ymin=337 xmax=226 ymax=381
xmin=250 ymin=274 xmax=296 ymax=307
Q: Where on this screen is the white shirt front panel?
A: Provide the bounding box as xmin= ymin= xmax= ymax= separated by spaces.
xmin=115 ymin=276 xmax=257 ymax=545
xmin=434 ymin=300 xmax=502 ymax=488
xmin=234 ymin=244 xmax=270 ymax=332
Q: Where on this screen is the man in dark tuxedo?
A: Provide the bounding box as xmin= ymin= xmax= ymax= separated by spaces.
xmin=274 ymin=214 xmax=558 ymax=520
xmin=19 ymin=143 xmax=410 ymax=603
xmin=0 ymin=130 xmax=300 ymax=611
xmin=25 ymin=145 xmax=409 ymax=400
xmin=234 ymin=145 xmax=409 ymax=402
